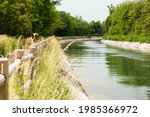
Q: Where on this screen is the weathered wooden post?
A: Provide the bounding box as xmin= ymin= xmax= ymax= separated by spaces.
xmin=14 ymin=49 xmax=24 ymax=96
xmin=38 ymin=42 xmax=44 ymax=56
xmin=0 ymin=58 xmax=9 ymax=100
xmin=29 ymin=46 xmax=36 ymax=81
xmin=14 ymin=49 xmax=24 ymax=60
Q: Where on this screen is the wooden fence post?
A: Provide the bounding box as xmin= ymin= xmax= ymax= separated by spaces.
xmin=14 ymin=49 xmax=24 ymax=60
xmin=29 ymin=46 xmax=36 ymax=81
xmin=37 ymin=42 xmax=44 ymax=56
xmin=0 ymin=58 xmax=9 ymax=100
xmin=14 ymin=49 xmax=24 ymax=96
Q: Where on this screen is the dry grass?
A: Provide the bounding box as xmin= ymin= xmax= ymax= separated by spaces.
xmin=0 ymin=35 xmax=27 ymax=57
xmin=24 ymin=38 xmax=72 ymax=100
xmin=0 ymin=35 xmax=17 ymax=56
xmin=9 ymin=38 xmax=72 ymax=100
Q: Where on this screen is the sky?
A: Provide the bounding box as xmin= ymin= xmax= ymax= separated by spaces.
xmin=57 ymin=0 xmax=128 ymax=22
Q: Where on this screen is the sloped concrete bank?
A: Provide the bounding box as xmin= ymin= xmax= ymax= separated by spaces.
xmin=59 ymin=50 xmax=88 ymax=100
xmin=102 ymin=40 xmax=150 ymax=53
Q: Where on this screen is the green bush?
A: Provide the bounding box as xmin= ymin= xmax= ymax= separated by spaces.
xmin=103 ymin=34 xmax=150 ymax=43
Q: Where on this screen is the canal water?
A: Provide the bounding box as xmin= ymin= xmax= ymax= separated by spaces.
xmin=66 ymin=41 xmax=150 ymax=100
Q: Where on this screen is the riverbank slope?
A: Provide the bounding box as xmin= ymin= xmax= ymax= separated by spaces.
xmin=102 ymin=39 xmax=150 ymax=53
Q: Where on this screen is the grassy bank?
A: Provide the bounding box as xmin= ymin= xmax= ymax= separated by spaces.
xmin=9 ymin=38 xmax=72 ymax=100
xmin=103 ymin=35 xmax=150 ymax=43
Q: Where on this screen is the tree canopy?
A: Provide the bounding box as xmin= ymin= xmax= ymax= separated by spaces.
xmin=0 ymin=0 xmax=62 ymax=37
xmin=104 ymin=0 xmax=150 ymax=42
xmin=0 ymin=0 xmax=103 ymax=37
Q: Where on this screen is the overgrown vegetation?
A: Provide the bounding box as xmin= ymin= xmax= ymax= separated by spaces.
xmin=9 ymin=38 xmax=72 ymax=100
xmin=0 ymin=0 xmax=150 ymax=42
xmin=103 ymin=0 xmax=150 ymax=43
xmin=0 ymin=35 xmax=30 ymax=56
xmin=0 ymin=0 xmax=60 ymax=37
xmin=54 ymin=11 xmax=103 ymax=36
xmin=103 ymin=34 xmax=150 ymax=43
xmin=0 ymin=35 xmax=19 ymax=56
xmin=0 ymin=0 xmax=103 ymax=37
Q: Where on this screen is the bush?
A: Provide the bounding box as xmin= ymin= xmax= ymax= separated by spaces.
xmin=104 ymin=34 xmax=150 ymax=43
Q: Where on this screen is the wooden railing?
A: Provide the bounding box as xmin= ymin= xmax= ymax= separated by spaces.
xmin=0 ymin=38 xmax=51 ymax=100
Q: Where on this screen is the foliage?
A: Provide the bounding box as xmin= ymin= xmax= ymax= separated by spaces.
xmin=104 ymin=0 xmax=150 ymax=43
xmin=89 ymin=21 xmax=104 ymax=35
xmin=104 ymin=34 xmax=150 ymax=43
xmin=31 ymin=0 xmax=60 ymax=36
xmin=0 ymin=0 xmax=104 ymax=37
xmin=0 ymin=0 xmax=60 ymax=37
xmin=0 ymin=0 xmax=33 ymax=37
xmin=55 ymin=11 xmax=89 ymax=36
xmin=54 ymin=11 xmax=104 ymax=36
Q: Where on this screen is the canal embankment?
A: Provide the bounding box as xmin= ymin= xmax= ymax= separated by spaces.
xmin=102 ymin=39 xmax=150 ymax=53
xmin=60 ymin=37 xmax=102 ymax=45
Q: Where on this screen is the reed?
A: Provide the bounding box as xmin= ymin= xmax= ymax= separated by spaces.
xmin=25 ymin=38 xmax=72 ymax=99
xmin=0 ymin=35 xmax=27 ymax=57
xmin=9 ymin=38 xmax=72 ymax=100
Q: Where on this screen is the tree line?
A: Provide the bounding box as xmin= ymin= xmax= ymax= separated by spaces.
xmin=0 ymin=0 xmax=103 ymax=37
xmin=103 ymin=0 xmax=150 ymax=42
xmin=1 ymin=0 xmax=149 ymax=42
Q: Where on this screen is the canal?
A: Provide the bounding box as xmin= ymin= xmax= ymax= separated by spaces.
xmin=66 ymin=41 xmax=150 ymax=100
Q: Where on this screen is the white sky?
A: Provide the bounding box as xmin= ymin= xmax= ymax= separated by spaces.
xmin=57 ymin=0 xmax=128 ymax=22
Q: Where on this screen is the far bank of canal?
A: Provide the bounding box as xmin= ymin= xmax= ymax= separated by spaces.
xmin=66 ymin=40 xmax=150 ymax=100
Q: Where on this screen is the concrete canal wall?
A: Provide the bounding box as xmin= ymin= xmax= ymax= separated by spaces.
xmin=102 ymin=40 xmax=150 ymax=53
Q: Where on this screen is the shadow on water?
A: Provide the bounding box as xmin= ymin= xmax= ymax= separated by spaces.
xmin=66 ymin=41 xmax=90 ymax=57
xmin=67 ymin=41 xmax=150 ymax=100
xmin=106 ymin=53 xmax=150 ymax=87
xmin=106 ymin=50 xmax=150 ymax=100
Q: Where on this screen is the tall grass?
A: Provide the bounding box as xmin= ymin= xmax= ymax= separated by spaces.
xmin=0 ymin=35 xmax=18 ymax=56
xmin=24 ymin=38 xmax=72 ymax=99
xmin=10 ymin=38 xmax=72 ymax=100
xmin=0 ymin=35 xmax=26 ymax=57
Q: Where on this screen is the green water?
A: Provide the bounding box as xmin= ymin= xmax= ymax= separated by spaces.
xmin=66 ymin=41 xmax=150 ymax=100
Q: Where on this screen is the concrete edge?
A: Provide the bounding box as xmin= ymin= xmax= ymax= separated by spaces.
xmin=102 ymin=39 xmax=150 ymax=53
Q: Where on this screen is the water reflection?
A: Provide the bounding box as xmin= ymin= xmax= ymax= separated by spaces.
xmin=66 ymin=41 xmax=89 ymax=57
xmin=106 ymin=53 xmax=150 ymax=87
xmin=67 ymin=41 xmax=150 ymax=100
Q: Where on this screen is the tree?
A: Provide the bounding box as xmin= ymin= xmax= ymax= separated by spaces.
xmin=89 ymin=21 xmax=103 ymax=35
xmin=0 ymin=0 xmax=32 ymax=37
xmin=0 ymin=0 xmax=60 ymax=37
xmin=31 ymin=0 xmax=60 ymax=36
xmin=54 ymin=11 xmax=90 ymax=36
xmin=104 ymin=0 xmax=150 ymax=40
